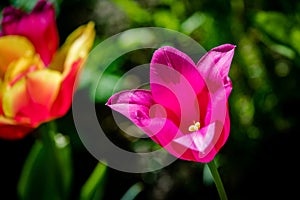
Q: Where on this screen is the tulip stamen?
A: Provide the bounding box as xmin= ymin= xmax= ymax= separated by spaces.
xmin=188 ymin=121 xmax=200 ymax=132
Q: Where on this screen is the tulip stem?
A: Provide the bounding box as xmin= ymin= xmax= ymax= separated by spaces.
xmin=207 ymin=159 xmax=228 ymax=200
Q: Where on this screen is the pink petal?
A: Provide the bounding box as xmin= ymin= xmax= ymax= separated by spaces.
xmin=106 ymin=89 xmax=154 ymax=127
xmin=1 ymin=0 xmax=59 ymax=65
xmin=141 ymin=117 xmax=225 ymax=162
xmin=151 ymin=46 xmax=206 ymax=103
xmin=173 ymin=120 xmax=230 ymax=162
xmin=106 ymin=90 xmax=188 ymax=155
xmin=197 ymin=44 xmax=235 ymax=98
xmin=151 ymin=46 xmax=205 ymax=94
xmin=142 ymin=117 xmax=186 ymax=156
xmin=150 ymin=47 xmax=207 ymax=131
xmin=195 ymin=44 xmax=235 ymax=133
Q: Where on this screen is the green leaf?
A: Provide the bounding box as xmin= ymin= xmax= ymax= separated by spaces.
xmin=9 ymin=0 xmax=39 ymax=11
xmin=254 ymin=11 xmax=291 ymax=44
xmin=290 ymin=27 xmax=300 ymax=55
xmin=18 ymin=124 xmax=72 ymax=200
xmin=181 ymin=12 xmax=206 ymax=35
xmin=94 ymin=73 xmax=122 ymax=103
xmin=153 ymin=11 xmax=180 ymax=30
xmin=80 ymin=162 xmax=107 ymax=200
xmin=112 ymin=0 xmax=151 ymax=24
xmin=9 ymin=0 xmax=63 ymax=15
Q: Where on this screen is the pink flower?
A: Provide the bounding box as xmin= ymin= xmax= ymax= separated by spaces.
xmin=0 ymin=1 xmax=95 ymax=140
xmin=106 ymin=44 xmax=235 ymax=162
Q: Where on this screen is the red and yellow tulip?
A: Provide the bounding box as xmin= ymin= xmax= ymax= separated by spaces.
xmin=0 ymin=0 xmax=95 ymax=139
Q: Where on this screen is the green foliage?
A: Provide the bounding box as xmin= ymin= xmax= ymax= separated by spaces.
xmin=18 ymin=124 xmax=72 ymax=200
xmin=9 ymin=0 xmax=39 ymax=11
xmin=9 ymin=0 xmax=63 ymax=14
xmin=80 ymin=162 xmax=107 ymax=200
xmin=112 ymin=0 xmax=151 ymax=24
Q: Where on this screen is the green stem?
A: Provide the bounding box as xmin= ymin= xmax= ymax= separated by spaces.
xmin=39 ymin=122 xmax=68 ymax=199
xmin=207 ymin=159 xmax=228 ymax=200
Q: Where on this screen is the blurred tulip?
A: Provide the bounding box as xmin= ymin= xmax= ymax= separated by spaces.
xmin=0 ymin=1 xmax=95 ymax=139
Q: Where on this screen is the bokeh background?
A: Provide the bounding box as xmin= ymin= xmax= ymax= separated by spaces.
xmin=1 ymin=0 xmax=299 ymax=199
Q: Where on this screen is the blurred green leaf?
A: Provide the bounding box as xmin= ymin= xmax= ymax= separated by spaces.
xmin=290 ymin=27 xmax=300 ymax=54
xmin=112 ymin=0 xmax=151 ymax=24
xmin=153 ymin=11 xmax=180 ymax=30
xmin=269 ymin=43 xmax=295 ymax=59
xmin=18 ymin=124 xmax=72 ymax=200
xmin=188 ymin=13 xmax=222 ymax=48
xmin=95 ymin=73 xmax=122 ymax=103
xmin=254 ymin=11 xmax=291 ymax=44
xmin=253 ymin=11 xmax=300 ymax=58
xmin=80 ymin=162 xmax=107 ymax=200
xmin=9 ymin=0 xmax=63 ymax=15
xmin=9 ymin=0 xmax=39 ymax=11
xmin=181 ymin=12 xmax=205 ymax=35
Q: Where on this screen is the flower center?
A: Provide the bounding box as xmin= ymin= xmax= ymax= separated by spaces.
xmin=188 ymin=121 xmax=200 ymax=132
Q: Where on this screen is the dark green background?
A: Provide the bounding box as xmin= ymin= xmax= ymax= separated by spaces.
xmin=1 ymin=0 xmax=299 ymax=199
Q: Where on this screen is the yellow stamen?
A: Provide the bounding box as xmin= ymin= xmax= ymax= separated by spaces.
xmin=188 ymin=121 xmax=200 ymax=132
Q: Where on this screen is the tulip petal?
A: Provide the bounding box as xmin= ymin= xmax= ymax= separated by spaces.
xmin=0 ymin=124 xmax=33 ymax=140
xmin=2 ymin=77 xmax=31 ymax=119
xmin=26 ymin=69 xmax=62 ymax=111
xmin=142 ymin=117 xmax=186 ymax=154
xmin=106 ymin=89 xmax=154 ymax=127
xmin=151 ymin=46 xmax=206 ymax=95
xmin=2 ymin=69 xmax=62 ymax=126
xmin=4 ymin=54 xmax=44 ymax=86
xmin=0 ymin=116 xmax=33 ymax=140
xmin=150 ymin=56 xmax=202 ymax=132
xmin=197 ymin=44 xmax=235 ymax=97
xmin=156 ymin=107 xmax=231 ymax=163
xmin=50 ymin=59 xmax=82 ymax=117
xmin=1 ymin=0 xmax=59 ymax=65
xmin=0 ymin=53 xmax=43 ymax=118
xmin=49 ymin=22 xmax=95 ymax=77
xmin=0 ymin=80 xmax=4 ymax=115
xmin=0 ymin=36 xmax=35 ymax=79
xmin=173 ymin=122 xmax=219 ymax=162
xmin=50 ymin=22 xmax=95 ymax=117
xmin=107 ymin=89 xmax=187 ymax=149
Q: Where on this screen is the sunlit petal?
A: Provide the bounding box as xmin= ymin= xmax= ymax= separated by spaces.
xmin=49 ymin=22 xmax=95 ymax=77
xmin=2 ymin=78 xmax=29 ymax=118
xmin=197 ymin=44 xmax=235 ymax=98
xmin=0 ymin=36 xmax=35 ymax=79
xmin=26 ymin=69 xmax=62 ymax=110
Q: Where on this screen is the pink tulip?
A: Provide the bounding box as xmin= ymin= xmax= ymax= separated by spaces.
xmin=0 ymin=1 xmax=95 ymax=140
xmin=107 ymin=44 xmax=235 ymax=162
